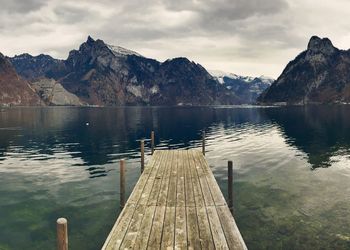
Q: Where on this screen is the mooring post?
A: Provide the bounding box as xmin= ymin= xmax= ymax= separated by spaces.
xmin=228 ymin=160 xmax=233 ymax=214
xmin=140 ymin=140 xmax=145 ymax=173
xmin=202 ymin=131 xmax=205 ymax=155
xmin=120 ymin=159 xmax=125 ymax=209
xmin=57 ymin=218 xmax=68 ymax=250
xmin=151 ymin=131 xmax=155 ymax=155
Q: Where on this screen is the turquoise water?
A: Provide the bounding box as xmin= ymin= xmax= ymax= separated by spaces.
xmin=0 ymin=106 xmax=349 ymax=249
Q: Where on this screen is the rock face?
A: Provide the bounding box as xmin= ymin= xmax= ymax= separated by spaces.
xmin=259 ymin=36 xmax=350 ymax=104
xmin=0 ymin=53 xmax=41 ymax=106
xmin=10 ymin=36 xmax=240 ymax=106
xmin=9 ymin=53 xmax=64 ymax=80
xmin=210 ymin=70 xmax=273 ymax=103
xmin=31 ymin=78 xmax=83 ymax=106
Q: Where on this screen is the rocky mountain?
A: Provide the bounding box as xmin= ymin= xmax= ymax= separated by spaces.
xmin=9 ymin=53 xmax=64 ymax=80
xmin=9 ymin=36 xmax=241 ymax=106
xmin=31 ymin=78 xmax=83 ymax=106
xmin=0 ymin=53 xmax=41 ymax=106
xmin=209 ymin=70 xmax=273 ymax=103
xmin=258 ymin=36 xmax=350 ymax=105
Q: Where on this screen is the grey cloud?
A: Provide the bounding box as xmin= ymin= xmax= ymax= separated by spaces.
xmin=0 ymin=0 xmax=347 ymax=78
xmin=0 ymin=0 xmax=46 ymax=13
xmin=163 ymin=0 xmax=289 ymax=20
xmin=53 ymin=4 xmax=94 ymax=24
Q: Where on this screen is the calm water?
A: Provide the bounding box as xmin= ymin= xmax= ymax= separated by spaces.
xmin=0 ymin=106 xmax=349 ymax=250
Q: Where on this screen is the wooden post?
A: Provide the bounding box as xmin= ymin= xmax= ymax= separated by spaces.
xmin=140 ymin=140 xmax=145 ymax=173
xmin=120 ymin=159 xmax=125 ymax=209
xmin=228 ymin=161 xmax=233 ymax=214
xmin=202 ymin=131 xmax=205 ymax=155
xmin=151 ymin=131 xmax=155 ymax=155
xmin=57 ymin=218 xmax=68 ymax=250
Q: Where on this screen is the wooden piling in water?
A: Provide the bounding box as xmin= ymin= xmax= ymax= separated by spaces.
xmin=140 ymin=140 xmax=145 ymax=173
xmin=228 ymin=160 xmax=233 ymax=214
xmin=57 ymin=218 xmax=68 ymax=250
xmin=202 ymin=131 xmax=205 ymax=155
xmin=151 ymin=131 xmax=155 ymax=155
xmin=120 ymin=159 xmax=125 ymax=209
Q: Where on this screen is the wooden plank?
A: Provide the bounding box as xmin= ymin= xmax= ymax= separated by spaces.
xmin=161 ymin=151 xmax=180 ymax=248
xmin=103 ymin=149 xmax=247 ymax=250
xmin=167 ymin=150 xmax=178 ymax=207
xmin=132 ymin=151 xmax=170 ymax=250
xmin=187 ymin=150 xmax=215 ymax=248
xmin=119 ymin=151 xmax=166 ymax=249
xmin=175 ymin=206 xmax=187 ymax=249
xmin=190 ymin=150 xmax=215 ymax=206
xmin=127 ymin=151 xmax=161 ymax=204
xmin=147 ymin=151 xmax=173 ymax=249
xmin=157 ymin=150 xmax=173 ymax=206
xmin=176 ymin=150 xmax=185 ymax=207
xmin=186 ymin=206 xmax=201 ymax=250
xmin=187 ymin=151 xmax=205 ymax=207
xmin=196 ymin=207 xmax=215 ymax=250
xmin=185 ymin=150 xmax=204 ymax=249
xmin=184 ymin=150 xmax=195 ymax=207
xmin=147 ymin=205 xmax=166 ymax=249
xmin=146 ymin=150 xmax=172 ymax=249
xmin=161 ymin=206 xmax=176 ymax=249
xmin=102 ymin=151 xmax=161 ymax=249
xmin=207 ymin=206 xmax=229 ymax=249
xmin=148 ymin=151 xmax=168 ymax=206
xmin=196 ymin=150 xmax=227 ymax=206
xmin=103 ymin=203 xmax=135 ymax=249
xmin=175 ymin=150 xmax=187 ymax=248
xmin=217 ymin=206 xmax=248 ymax=250
xmin=132 ymin=205 xmax=157 ymax=250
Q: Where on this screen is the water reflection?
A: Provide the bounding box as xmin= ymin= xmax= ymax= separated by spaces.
xmin=0 ymin=106 xmax=349 ymax=249
xmin=262 ymin=106 xmax=350 ymax=169
xmin=1 ymin=106 xmax=349 ymax=174
xmin=1 ymin=107 xmax=271 ymax=178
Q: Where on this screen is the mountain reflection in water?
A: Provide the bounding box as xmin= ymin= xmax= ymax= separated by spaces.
xmin=0 ymin=106 xmax=349 ymax=250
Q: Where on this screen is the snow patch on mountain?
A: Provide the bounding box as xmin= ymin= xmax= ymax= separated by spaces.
xmin=209 ymin=69 xmax=274 ymax=103
xmin=258 ymin=75 xmax=275 ymax=85
xmin=209 ymin=70 xmax=272 ymax=84
xmin=107 ymin=44 xmax=143 ymax=57
xmin=209 ymin=70 xmax=241 ymax=83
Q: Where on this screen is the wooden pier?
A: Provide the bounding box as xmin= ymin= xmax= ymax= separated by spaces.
xmin=102 ymin=149 xmax=247 ymax=250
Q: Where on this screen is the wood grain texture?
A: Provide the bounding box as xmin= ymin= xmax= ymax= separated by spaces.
xmin=102 ymin=149 xmax=247 ymax=250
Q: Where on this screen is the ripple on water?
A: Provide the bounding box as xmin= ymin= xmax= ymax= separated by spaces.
xmin=0 ymin=106 xmax=350 ymax=250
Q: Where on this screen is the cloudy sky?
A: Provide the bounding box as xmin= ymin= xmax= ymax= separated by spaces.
xmin=1 ymin=0 xmax=350 ymax=78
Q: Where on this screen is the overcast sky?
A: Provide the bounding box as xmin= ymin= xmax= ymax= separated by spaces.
xmin=1 ymin=0 xmax=350 ymax=78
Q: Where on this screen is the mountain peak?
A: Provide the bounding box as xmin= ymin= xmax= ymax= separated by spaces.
xmin=307 ymin=36 xmax=336 ymax=55
xmin=87 ymin=35 xmax=95 ymax=44
xmin=259 ymin=36 xmax=350 ymax=105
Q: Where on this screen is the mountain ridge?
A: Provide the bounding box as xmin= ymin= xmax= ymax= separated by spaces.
xmin=9 ymin=36 xmax=242 ymax=106
xmin=0 ymin=53 xmax=41 ymax=106
xmin=258 ymin=36 xmax=350 ymax=105
xmin=209 ymin=70 xmax=274 ymax=103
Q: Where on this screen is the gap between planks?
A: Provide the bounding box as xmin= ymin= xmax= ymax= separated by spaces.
xmin=102 ymin=149 xmax=247 ymax=250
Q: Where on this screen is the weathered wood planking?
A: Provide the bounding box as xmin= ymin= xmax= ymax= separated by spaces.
xmin=102 ymin=149 xmax=247 ymax=250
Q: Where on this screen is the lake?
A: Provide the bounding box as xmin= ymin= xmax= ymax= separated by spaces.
xmin=0 ymin=106 xmax=349 ymax=250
